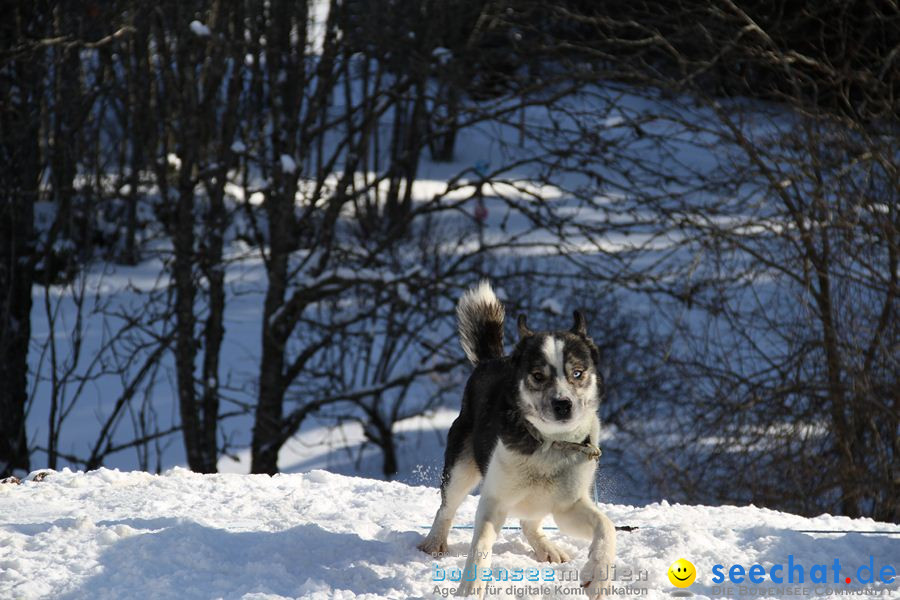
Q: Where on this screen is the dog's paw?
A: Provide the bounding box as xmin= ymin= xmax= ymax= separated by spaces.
xmin=454 ymin=579 xmax=483 ymax=598
xmin=532 ymin=539 xmax=570 ymax=563
xmin=417 ymin=535 xmax=447 ymax=556
xmin=579 ymin=558 xmax=608 ymax=599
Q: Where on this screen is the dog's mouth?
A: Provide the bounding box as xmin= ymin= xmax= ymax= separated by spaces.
xmin=520 ymin=398 xmax=582 ymax=433
xmin=532 ymin=411 xmax=582 ymax=434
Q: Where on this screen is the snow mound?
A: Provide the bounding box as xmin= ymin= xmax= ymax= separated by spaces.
xmin=280 ymin=154 xmax=298 ymax=174
xmin=189 ymin=20 xmax=211 ymax=37
xmin=0 ymin=469 xmax=897 ymax=599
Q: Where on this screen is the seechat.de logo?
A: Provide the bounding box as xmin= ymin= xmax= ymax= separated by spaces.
xmin=711 ymin=555 xmax=896 ymax=585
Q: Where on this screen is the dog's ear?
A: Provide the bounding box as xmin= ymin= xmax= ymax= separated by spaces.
xmin=517 ymin=314 xmax=533 ymax=339
xmin=571 ymin=310 xmax=587 ymax=337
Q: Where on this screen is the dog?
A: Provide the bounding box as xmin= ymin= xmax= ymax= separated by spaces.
xmin=418 ymin=281 xmax=616 ymax=599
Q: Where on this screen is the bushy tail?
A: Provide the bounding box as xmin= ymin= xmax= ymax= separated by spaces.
xmin=457 ymin=281 xmax=505 ymax=365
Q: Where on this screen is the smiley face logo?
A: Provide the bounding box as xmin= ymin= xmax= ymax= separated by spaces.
xmin=667 ymin=558 xmax=696 ymax=587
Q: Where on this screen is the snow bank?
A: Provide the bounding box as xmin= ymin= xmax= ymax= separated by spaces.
xmin=280 ymin=154 xmax=298 ymax=174
xmin=1 ymin=469 xmax=897 ymax=599
xmin=189 ymin=21 xmax=211 ymax=37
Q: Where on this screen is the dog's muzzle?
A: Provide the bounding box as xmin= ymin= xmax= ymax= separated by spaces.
xmin=551 ymin=397 xmax=572 ymax=420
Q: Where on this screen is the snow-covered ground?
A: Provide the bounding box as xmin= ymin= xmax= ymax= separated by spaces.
xmin=1 ymin=468 xmax=897 ymax=599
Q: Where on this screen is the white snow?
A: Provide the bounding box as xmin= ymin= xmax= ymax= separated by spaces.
xmin=539 ymin=298 xmax=564 ymax=315
xmin=280 ymin=154 xmax=298 ymax=174
xmin=189 ymin=21 xmax=211 ymax=37
xmin=1 ymin=469 xmax=897 ymax=599
xmin=166 ymin=152 xmax=181 ymax=170
xmin=231 ymin=140 xmax=247 ymax=154
xmin=432 ymin=47 xmax=453 ymax=65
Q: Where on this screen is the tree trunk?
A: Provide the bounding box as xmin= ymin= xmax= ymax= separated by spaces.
xmin=123 ymin=6 xmax=152 ymax=265
xmin=249 ymin=0 xmax=306 ymax=474
xmin=364 ymin=415 xmax=398 ymax=479
xmin=0 ymin=195 xmax=36 ymax=478
xmin=50 ymin=7 xmax=83 ymax=261
xmin=431 ymin=85 xmax=460 ymax=162
xmin=173 ymin=181 xmax=205 ymax=470
xmin=0 ymin=5 xmax=45 ymax=477
xmin=251 ymin=330 xmax=286 ymax=475
xmin=380 ymin=431 xmax=398 ymax=479
xmin=250 ymin=188 xmax=291 ymax=474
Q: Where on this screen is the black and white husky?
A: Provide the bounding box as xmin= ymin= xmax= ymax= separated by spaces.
xmin=419 ymin=281 xmax=616 ymax=599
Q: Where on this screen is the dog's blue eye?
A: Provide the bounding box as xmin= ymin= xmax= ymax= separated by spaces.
xmin=531 ymin=372 xmax=545 ymax=382
xmin=573 ymin=370 xmax=583 ymax=379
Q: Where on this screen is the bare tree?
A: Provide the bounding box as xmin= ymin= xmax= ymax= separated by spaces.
xmin=0 ymin=4 xmax=49 ymax=477
xmin=509 ymin=0 xmax=899 ymax=520
xmin=146 ymin=0 xmax=247 ymax=473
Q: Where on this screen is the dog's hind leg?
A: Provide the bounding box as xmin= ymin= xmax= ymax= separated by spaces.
xmin=521 ymin=518 xmax=570 ymax=563
xmin=554 ymin=498 xmax=616 ymax=600
xmin=418 ymin=455 xmax=480 ymax=556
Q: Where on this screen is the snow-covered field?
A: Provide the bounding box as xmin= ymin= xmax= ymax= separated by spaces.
xmin=2 ymin=468 xmax=897 ymax=600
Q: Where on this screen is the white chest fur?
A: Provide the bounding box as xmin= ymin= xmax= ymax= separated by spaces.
xmin=480 ymin=416 xmax=600 ymax=519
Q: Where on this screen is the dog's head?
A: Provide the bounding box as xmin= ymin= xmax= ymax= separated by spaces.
xmin=511 ymin=310 xmax=603 ymax=435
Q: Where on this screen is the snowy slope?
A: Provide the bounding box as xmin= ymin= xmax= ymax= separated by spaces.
xmin=1 ymin=469 xmax=897 ymax=600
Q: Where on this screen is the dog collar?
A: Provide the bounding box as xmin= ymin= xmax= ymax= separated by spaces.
xmin=522 ymin=420 xmax=602 ymax=461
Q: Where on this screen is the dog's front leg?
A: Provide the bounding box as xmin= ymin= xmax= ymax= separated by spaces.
xmin=554 ymin=498 xmax=616 ymax=600
xmin=455 ymin=495 xmax=506 ymax=598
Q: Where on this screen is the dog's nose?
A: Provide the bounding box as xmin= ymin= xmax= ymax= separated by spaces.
xmin=551 ymin=397 xmax=572 ymax=420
